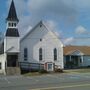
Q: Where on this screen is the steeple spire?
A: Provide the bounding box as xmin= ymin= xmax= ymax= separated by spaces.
xmin=6 ymin=0 xmax=19 ymax=22
xmin=5 ymin=0 xmax=19 ymax=37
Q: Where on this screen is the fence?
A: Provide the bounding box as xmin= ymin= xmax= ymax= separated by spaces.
xmin=19 ymin=62 xmax=44 ymax=71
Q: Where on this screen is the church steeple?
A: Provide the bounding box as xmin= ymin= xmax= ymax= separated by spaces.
xmin=4 ymin=0 xmax=20 ymax=75
xmin=6 ymin=0 xmax=19 ymax=37
xmin=6 ymin=0 xmax=19 ymax=22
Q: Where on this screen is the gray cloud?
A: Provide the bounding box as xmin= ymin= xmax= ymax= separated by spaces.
xmin=6 ymin=0 xmax=80 ymax=39
xmin=7 ymin=0 xmax=78 ymax=27
xmin=75 ymin=26 xmax=87 ymax=35
xmin=63 ymin=37 xmax=76 ymax=45
xmin=28 ymin=0 xmax=77 ymax=22
xmin=29 ymin=0 xmax=77 ymax=15
xmin=6 ymin=0 xmax=90 ymax=46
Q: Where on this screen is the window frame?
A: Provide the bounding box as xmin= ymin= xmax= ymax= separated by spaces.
xmin=0 ymin=63 xmax=2 ymax=69
xmin=39 ymin=48 xmax=43 ymax=61
xmin=54 ymin=48 xmax=57 ymax=61
xmin=11 ymin=23 xmax=13 ymax=27
xmin=24 ymin=48 xmax=28 ymax=61
xmin=8 ymin=23 xmax=11 ymax=27
xmin=14 ymin=23 xmax=16 ymax=27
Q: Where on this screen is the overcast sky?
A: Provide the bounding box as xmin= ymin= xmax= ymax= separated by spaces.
xmin=0 ymin=0 xmax=90 ymax=45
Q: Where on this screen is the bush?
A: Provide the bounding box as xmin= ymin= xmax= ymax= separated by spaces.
xmin=30 ymin=69 xmax=39 ymax=72
xmin=55 ymin=69 xmax=63 ymax=73
xmin=39 ymin=69 xmax=48 ymax=74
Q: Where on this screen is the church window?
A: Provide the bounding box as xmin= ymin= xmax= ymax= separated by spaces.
xmin=40 ymin=39 xmax=42 ymax=41
xmin=8 ymin=23 xmax=11 ymax=27
xmin=24 ymin=48 xmax=28 ymax=61
xmin=39 ymin=48 xmax=43 ymax=61
xmin=14 ymin=23 xmax=16 ymax=27
xmin=0 ymin=63 xmax=1 ymax=69
xmin=11 ymin=23 xmax=13 ymax=27
xmin=54 ymin=48 xmax=57 ymax=61
xmin=40 ymin=24 xmax=42 ymax=27
xmin=8 ymin=23 xmax=16 ymax=27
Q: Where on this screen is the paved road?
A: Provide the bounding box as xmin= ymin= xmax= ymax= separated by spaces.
xmin=0 ymin=73 xmax=90 ymax=90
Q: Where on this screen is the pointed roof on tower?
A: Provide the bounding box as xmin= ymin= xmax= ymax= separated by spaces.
xmin=6 ymin=0 xmax=19 ymax=22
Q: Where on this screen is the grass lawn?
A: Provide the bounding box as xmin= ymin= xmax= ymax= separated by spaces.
xmin=23 ymin=68 xmax=90 ymax=76
xmin=23 ymin=69 xmax=64 ymax=76
xmin=24 ymin=72 xmax=42 ymax=76
xmin=23 ymin=71 xmax=63 ymax=76
xmin=64 ymin=68 xmax=90 ymax=73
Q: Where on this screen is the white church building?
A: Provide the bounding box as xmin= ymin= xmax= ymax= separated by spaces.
xmin=0 ymin=0 xmax=63 ymax=75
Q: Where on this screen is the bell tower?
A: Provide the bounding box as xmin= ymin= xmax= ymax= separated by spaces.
xmin=6 ymin=0 xmax=19 ymax=36
xmin=4 ymin=0 xmax=20 ymax=75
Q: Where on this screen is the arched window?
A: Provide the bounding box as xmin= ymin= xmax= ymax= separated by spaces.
xmin=0 ymin=63 xmax=1 ymax=69
xmin=12 ymin=23 xmax=13 ymax=27
xmin=24 ymin=48 xmax=28 ymax=61
xmin=54 ymin=48 xmax=57 ymax=61
xmin=8 ymin=23 xmax=11 ymax=27
xmin=14 ymin=23 xmax=16 ymax=27
xmin=39 ymin=48 xmax=42 ymax=61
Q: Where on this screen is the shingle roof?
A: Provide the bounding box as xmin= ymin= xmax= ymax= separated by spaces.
xmin=6 ymin=28 xmax=19 ymax=37
xmin=6 ymin=0 xmax=19 ymax=21
xmin=64 ymin=46 xmax=90 ymax=55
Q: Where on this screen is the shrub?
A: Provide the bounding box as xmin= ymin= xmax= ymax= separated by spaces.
xmin=55 ymin=69 xmax=63 ymax=73
xmin=30 ymin=69 xmax=39 ymax=72
xmin=39 ymin=69 xmax=48 ymax=74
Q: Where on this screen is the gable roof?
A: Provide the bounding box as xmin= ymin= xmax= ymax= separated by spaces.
xmin=65 ymin=50 xmax=84 ymax=56
xmin=64 ymin=46 xmax=90 ymax=55
xmin=6 ymin=46 xmax=19 ymax=53
xmin=21 ymin=21 xmax=63 ymax=46
xmin=6 ymin=0 xmax=19 ymax=22
xmin=21 ymin=21 xmax=42 ymax=41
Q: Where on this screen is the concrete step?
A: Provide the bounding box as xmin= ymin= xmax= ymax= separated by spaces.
xmin=6 ymin=67 xmax=21 ymax=75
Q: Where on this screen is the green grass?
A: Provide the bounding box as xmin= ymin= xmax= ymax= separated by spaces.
xmin=24 ymin=72 xmax=42 ymax=76
xmin=64 ymin=68 xmax=90 ymax=73
xmin=23 ymin=71 xmax=62 ymax=76
xmin=23 ymin=68 xmax=90 ymax=76
xmin=23 ymin=70 xmax=48 ymax=76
